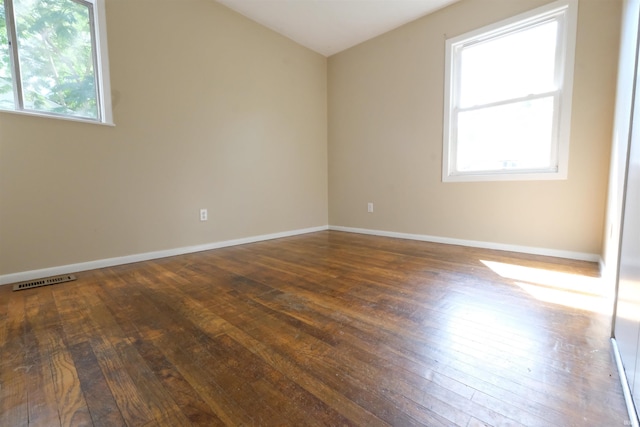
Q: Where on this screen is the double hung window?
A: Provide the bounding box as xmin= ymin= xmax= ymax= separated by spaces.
xmin=442 ymin=0 xmax=578 ymax=182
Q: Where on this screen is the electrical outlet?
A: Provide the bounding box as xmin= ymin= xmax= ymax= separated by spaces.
xmin=367 ymin=202 xmax=373 ymax=213
xmin=200 ymin=208 xmax=208 ymax=221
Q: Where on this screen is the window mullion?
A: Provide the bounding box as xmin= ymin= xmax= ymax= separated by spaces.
xmin=4 ymin=0 xmax=23 ymax=110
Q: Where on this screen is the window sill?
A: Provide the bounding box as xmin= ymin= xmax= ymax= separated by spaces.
xmin=443 ymin=170 xmax=568 ymax=183
xmin=0 ymin=108 xmax=115 ymax=127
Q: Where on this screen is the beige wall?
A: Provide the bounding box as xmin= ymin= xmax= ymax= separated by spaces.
xmin=328 ymin=0 xmax=621 ymax=256
xmin=0 ymin=0 xmax=623 ymax=278
xmin=0 ymin=0 xmax=328 ymax=275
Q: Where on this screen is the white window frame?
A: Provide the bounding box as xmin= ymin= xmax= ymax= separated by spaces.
xmin=1 ymin=0 xmax=113 ymax=125
xmin=442 ymin=0 xmax=578 ymax=182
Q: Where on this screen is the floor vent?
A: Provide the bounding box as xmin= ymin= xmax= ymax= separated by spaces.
xmin=13 ymin=274 xmax=77 ymax=291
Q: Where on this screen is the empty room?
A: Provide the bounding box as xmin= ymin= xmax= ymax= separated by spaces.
xmin=1 ymin=0 xmax=639 ymax=425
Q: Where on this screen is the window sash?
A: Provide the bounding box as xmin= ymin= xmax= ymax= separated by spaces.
xmin=455 ymin=19 xmax=560 ymax=110
xmin=449 ymin=93 xmax=561 ymax=176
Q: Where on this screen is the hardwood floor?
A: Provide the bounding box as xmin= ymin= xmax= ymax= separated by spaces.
xmin=0 ymin=231 xmax=629 ymax=426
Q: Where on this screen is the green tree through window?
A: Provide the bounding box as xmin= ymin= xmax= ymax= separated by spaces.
xmin=0 ymin=0 xmax=109 ymax=121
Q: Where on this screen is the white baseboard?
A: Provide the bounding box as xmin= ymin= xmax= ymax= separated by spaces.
xmin=329 ymin=225 xmax=600 ymax=262
xmin=1 ymin=224 xmax=601 ymax=286
xmin=0 ymin=225 xmax=329 ymax=286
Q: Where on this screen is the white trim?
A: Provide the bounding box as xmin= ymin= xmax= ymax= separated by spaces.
xmin=0 ymin=225 xmax=329 ymax=286
xmin=599 ymin=256 xmax=606 ymax=277
xmin=93 ymin=0 xmax=114 ymax=125
xmin=329 ymin=225 xmax=599 ymax=262
xmin=1 ymin=224 xmax=599 ymax=286
xmin=0 ymin=107 xmax=115 ymax=126
xmin=611 ymin=338 xmax=640 ymax=426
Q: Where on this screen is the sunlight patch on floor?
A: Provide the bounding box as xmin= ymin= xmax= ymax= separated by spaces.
xmin=480 ymin=260 xmax=613 ymax=314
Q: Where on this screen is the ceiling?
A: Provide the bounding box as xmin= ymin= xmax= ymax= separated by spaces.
xmin=215 ymin=0 xmax=460 ymax=57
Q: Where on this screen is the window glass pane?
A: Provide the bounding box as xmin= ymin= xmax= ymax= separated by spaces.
xmin=456 ymin=97 xmax=555 ymax=173
xmin=0 ymin=0 xmax=15 ymax=109
xmin=14 ymin=0 xmax=98 ymax=119
xmin=459 ymin=21 xmax=557 ymax=108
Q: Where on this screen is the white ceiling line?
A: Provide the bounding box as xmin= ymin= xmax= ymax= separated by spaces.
xmin=215 ymin=0 xmax=461 ymax=56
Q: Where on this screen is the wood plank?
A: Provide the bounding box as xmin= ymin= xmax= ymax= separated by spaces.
xmin=31 ymin=286 xmax=92 ymax=427
xmin=67 ymin=341 xmax=126 ymax=427
xmin=0 ymin=290 xmax=28 ymax=427
xmin=0 ymin=231 xmax=630 ymax=426
xmin=79 ymin=272 xmax=193 ymax=427
xmin=93 ymin=269 xmax=257 ymax=426
xmin=53 ymin=279 xmax=127 ymax=427
xmin=132 ymin=266 xmax=389 ymax=426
